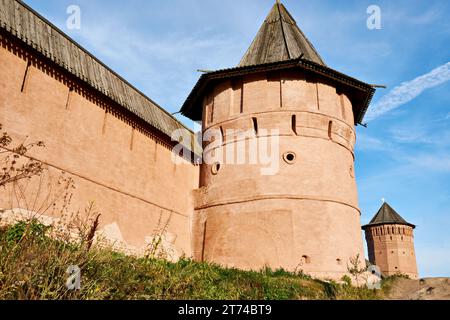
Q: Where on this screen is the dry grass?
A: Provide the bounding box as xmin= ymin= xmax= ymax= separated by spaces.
xmin=0 ymin=220 xmax=386 ymax=300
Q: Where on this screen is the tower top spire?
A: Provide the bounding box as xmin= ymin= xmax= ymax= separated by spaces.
xmin=239 ymin=2 xmax=325 ymax=67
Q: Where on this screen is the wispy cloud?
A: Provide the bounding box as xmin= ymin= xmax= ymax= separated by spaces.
xmin=356 ymin=133 xmax=392 ymax=152
xmin=395 ymin=129 xmax=450 ymax=147
xmin=69 ymin=20 xmax=237 ymax=112
xmin=366 ymin=62 xmax=450 ymax=122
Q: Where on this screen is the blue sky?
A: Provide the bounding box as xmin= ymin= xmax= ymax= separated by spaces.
xmin=23 ymin=0 xmax=450 ymax=277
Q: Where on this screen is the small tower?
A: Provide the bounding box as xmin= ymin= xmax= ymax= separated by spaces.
xmin=181 ymin=1 xmax=375 ymax=280
xmin=363 ymin=203 xmax=418 ymax=279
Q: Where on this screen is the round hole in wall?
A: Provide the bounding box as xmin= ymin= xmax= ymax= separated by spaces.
xmin=283 ymin=152 xmax=297 ymax=164
xmin=301 ymin=255 xmax=310 ymax=265
xmin=211 ymin=162 xmax=221 ymax=175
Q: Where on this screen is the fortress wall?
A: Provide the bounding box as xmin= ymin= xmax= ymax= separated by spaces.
xmin=193 ymin=71 xmax=365 ymax=279
xmin=0 ymin=35 xmax=199 ymax=258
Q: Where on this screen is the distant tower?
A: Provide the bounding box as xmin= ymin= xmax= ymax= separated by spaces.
xmin=363 ymin=203 xmax=418 ymax=279
xmin=181 ymin=2 xmax=375 ymax=279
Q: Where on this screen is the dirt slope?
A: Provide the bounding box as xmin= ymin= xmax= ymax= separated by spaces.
xmin=386 ymin=278 xmax=450 ymax=300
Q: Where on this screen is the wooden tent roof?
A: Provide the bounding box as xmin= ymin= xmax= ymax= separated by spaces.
xmin=181 ymin=2 xmax=375 ymax=125
xmin=0 ymin=0 xmax=192 ymax=143
xmin=239 ymin=1 xmax=325 ymax=67
xmin=362 ymin=203 xmax=416 ymax=230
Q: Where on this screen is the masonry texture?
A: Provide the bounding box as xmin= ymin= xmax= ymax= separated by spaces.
xmin=0 ymin=0 xmax=418 ymax=280
xmin=363 ymin=203 xmax=419 ymax=279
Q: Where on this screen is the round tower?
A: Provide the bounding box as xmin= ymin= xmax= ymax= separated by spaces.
xmin=181 ymin=2 xmax=375 ymax=280
xmin=363 ymin=203 xmax=418 ymax=279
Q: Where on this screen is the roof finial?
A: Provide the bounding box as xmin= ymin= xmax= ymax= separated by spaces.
xmin=382 ymin=198 xmax=386 ymax=204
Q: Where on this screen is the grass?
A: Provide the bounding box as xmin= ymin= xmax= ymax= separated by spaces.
xmin=0 ymin=220 xmax=386 ymax=300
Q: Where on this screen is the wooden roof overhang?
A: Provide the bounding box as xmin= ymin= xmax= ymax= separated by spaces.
xmin=181 ymin=58 xmax=376 ymax=125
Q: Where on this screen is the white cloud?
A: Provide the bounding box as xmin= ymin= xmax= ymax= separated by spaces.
xmin=366 ymin=62 xmax=450 ymax=122
xmin=390 ymin=127 xmax=427 ymax=144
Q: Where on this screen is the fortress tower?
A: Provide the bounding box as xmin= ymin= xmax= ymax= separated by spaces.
xmin=181 ymin=2 xmax=376 ymax=280
xmin=363 ymin=203 xmax=418 ymax=279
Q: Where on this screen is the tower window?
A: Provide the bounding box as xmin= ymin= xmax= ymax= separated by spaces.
xmin=291 ymin=115 xmax=297 ymax=135
xmin=65 ymin=86 xmax=74 ymax=109
xmin=211 ymin=162 xmax=221 ymax=175
xmin=21 ymin=59 xmax=32 ymax=93
xmin=220 ymin=126 xmax=225 ymax=142
xmin=301 ymin=255 xmax=311 ymax=265
xmin=252 ymin=117 xmax=258 ymax=136
xmin=283 ymin=152 xmax=297 ymax=165
xmin=328 ymin=121 xmax=333 ymax=140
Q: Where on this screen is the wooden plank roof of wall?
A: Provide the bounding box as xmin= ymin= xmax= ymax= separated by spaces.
xmin=0 ymin=0 xmax=193 ymax=144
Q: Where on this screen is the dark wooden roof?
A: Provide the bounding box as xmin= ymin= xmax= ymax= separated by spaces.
xmin=239 ymin=1 xmax=325 ymax=67
xmin=181 ymin=2 xmax=375 ymax=125
xmin=362 ymin=203 xmax=416 ymax=229
xmin=180 ymin=58 xmax=375 ymax=125
xmin=0 ymin=0 xmax=192 ymax=143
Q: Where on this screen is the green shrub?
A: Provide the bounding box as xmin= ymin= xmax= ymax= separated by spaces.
xmin=4 ymin=219 xmax=49 ymax=243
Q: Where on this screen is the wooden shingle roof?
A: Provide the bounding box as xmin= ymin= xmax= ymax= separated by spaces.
xmin=239 ymin=1 xmax=325 ymax=67
xmin=0 ymin=0 xmax=192 ymax=141
xmin=362 ymin=203 xmax=416 ymax=229
xmin=181 ymin=2 xmax=375 ymax=125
